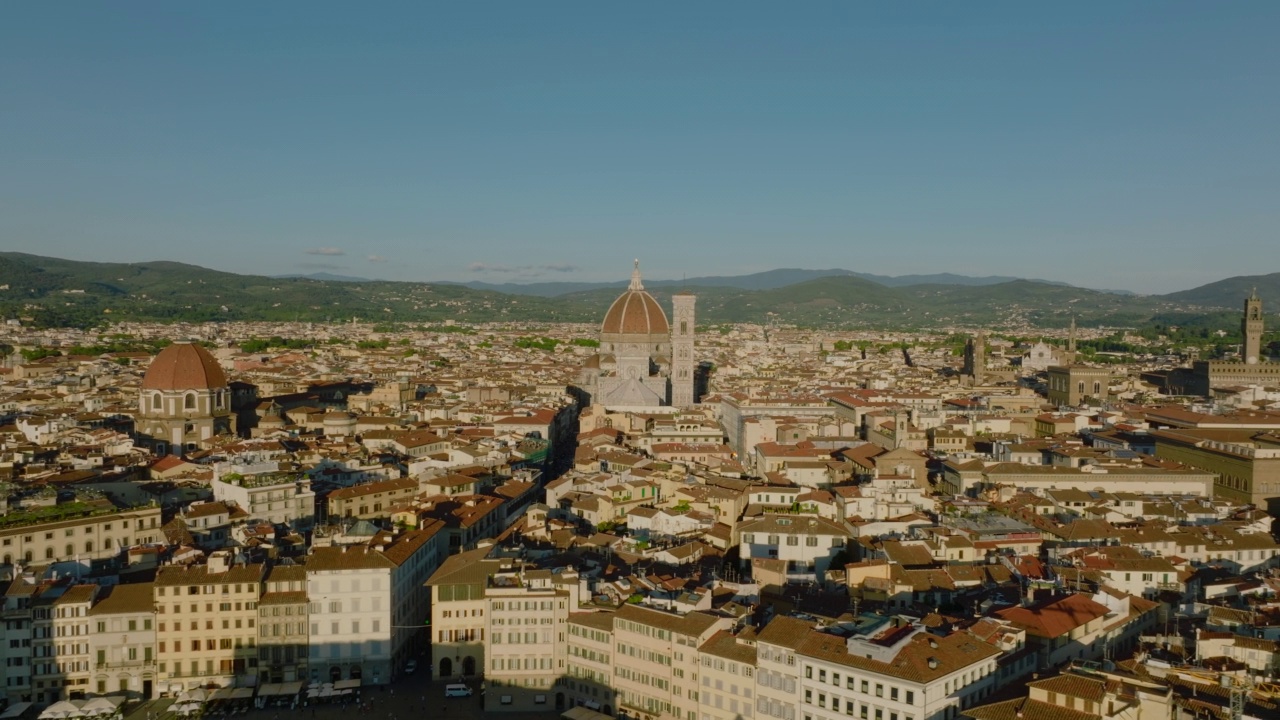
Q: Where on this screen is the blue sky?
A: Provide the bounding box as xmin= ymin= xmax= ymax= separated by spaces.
xmin=1 ymin=2 xmax=1277 ymax=293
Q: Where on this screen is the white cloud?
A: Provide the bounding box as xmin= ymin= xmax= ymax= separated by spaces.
xmin=306 ymin=247 xmax=345 ymax=256
xmin=367 ymin=255 xmax=386 ymax=263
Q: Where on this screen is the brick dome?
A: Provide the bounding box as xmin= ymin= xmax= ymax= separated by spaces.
xmin=141 ymin=342 xmax=228 ymax=391
xmin=601 ymin=261 xmax=669 ymax=336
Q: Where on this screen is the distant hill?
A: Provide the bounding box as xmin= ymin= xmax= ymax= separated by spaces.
xmin=274 ymin=272 xmax=371 ymax=282
xmin=0 ymin=251 xmax=1272 ymax=330
xmin=453 ymin=268 xmax=1077 ymax=296
xmin=1159 ymin=272 xmax=1280 ymax=310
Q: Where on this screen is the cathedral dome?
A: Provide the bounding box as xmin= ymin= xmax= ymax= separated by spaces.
xmin=601 ymin=262 xmax=669 ymax=336
xmin=141 ymin=342 xmax=228 ymax=391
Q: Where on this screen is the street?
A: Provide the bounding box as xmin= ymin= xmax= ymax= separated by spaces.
xmin=122 ymin=677 xmax=561 ymax=720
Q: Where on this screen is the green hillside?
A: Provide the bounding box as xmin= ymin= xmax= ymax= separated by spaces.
xmin=1159 ymin=272 xmax=1280 ymax=310
xmin=0 ymin=252 xmax=1270 ymax=332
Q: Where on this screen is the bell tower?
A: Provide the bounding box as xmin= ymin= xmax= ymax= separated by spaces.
xmin=1243 ymin=288 xmax=1264 ymax=365
xmin=670 ymin=292 xmax=696 ymax=407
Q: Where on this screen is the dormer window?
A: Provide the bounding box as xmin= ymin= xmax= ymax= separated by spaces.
xmin=152 ymin=393 xmax=162 ymax=410
xmin=184 ymin=393 xmax=197 ymax=410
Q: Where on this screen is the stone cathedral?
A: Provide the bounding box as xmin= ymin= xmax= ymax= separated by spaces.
xmin=576 ymin=261 xmax=697 ymax=408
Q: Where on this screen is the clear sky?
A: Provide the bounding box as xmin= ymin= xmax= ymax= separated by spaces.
xmin=2 ymin=3 xmax=1277 ymax=294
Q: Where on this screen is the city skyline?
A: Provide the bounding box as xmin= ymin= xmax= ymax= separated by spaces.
xmin=3 ymin=3 xmax=1279 ymax=293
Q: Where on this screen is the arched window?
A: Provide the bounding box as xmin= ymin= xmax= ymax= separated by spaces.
xmin=45 ymin=548 xmax=54 ymax=559
xmin=104 ymin=538 xmax=113 ymax=549
xmin=85 ymin=541 xmax=93 ymax=553
xmin=24 ymin=551 xmax=33 ymax=562
xmin=65 ymin=544 xmax=73 ymax=556
xmin=184 ymin=393 xmax=197 ymax=410
xmin=152 ymin=393 xmax=162 ymax=410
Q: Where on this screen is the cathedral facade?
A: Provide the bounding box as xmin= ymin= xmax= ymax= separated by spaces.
xmin=576 ymin=261 xmax=697 ymax=408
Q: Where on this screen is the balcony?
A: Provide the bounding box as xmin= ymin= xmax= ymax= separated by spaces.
xmin=97 ymin=658 xmax=152 ymax=670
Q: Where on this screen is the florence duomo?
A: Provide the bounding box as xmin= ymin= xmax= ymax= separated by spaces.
xmin=575 ymin=260 xmax=698 ymax=409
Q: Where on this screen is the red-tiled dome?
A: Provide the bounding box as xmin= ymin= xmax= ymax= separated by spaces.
xmin=141 ymin=342 xmax=228 ymax=391
xmin=601 ymin=290 xmax=669 ymax=336
xmin=600 ymin=261 xmax=669 ymax=336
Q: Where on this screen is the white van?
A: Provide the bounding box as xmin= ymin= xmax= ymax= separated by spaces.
xmin=444 ymin=684 xmax=473 ymax=698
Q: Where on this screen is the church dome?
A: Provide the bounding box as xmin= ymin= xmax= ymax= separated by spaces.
xmin=141 ymin=342 xmax=228 ymax=391
xmin=601 ymin=262 xmax=669 ymax=336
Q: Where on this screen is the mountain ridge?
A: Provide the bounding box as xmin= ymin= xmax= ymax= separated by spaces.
xmin=0 ymin=252 xmax=1275 ymax=330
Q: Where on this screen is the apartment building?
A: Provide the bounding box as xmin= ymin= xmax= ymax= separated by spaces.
xmin=483 ymin=568 xmax=580 ymax=711
xmin=796 ymin=617 xmax=1002 ymax=720
xmin=258 ymin=564 xmax=308 ymax=683
xmin=50 ymin=584 xmax=98 ymax=701
xmin=1 ymin=577 xmax=37 ymax=703
xmin=154 ymin=552 xmax=265 ymax=693
xmin=737 ymin=515 xmax=852 ymax=583
xmin=754 ymin=616 xmax=814 ymax=720
xmin=425 ymin=546 xmax=500 ymax=678
xmin=697 ymin=628 xmax=759 ymax=720
xmin=564 ymin=611 xmax=615 ymax=713
xmin=326 ymin=478 xmax=417 ymax=521
xmin=610 ymin=604 xmax=732 ymax=720
xmin=0 ymin=504 xmax=164 ymax=566
xmin=306 ymin=523 xmax=444 ymax=685
xmin=212 ymin=471 xmax=316 ymax=529
xmin=87 ymin=582 xmax=156 ymax=700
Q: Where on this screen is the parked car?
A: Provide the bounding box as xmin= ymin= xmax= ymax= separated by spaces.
xmin=444 ymin=684 xmax=473 ymax=697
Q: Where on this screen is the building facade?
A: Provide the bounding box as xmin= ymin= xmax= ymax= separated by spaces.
xmin=88 ymin=583 xmax=156 ymax=700
xmin=153 ymin=553 xmax=265 ymax=693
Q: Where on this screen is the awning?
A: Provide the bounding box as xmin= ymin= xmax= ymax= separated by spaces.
xmin=277 ymin=681 xmax=303 ymax=696
xmin=1 ymin=703 xmax=34 ymax=720
xmin=260 ymin=682 xmax=302 ymax=697
xmin=332 ymin=679 xmax=361 ymax=690
xmin=561 ymin=707 xmax=614 ymax=720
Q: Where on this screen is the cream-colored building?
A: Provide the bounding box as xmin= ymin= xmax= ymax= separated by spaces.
xmin=88 ymin=582 xmax=156 ymax=700
xmin=796 ymin=617 xmax=1002 ymax=720
xmin=755 ymin=616 xmax=813 ymax=720
xmin=154 ymin=552 xmax=265 ymax=693
xmin=0 ymin=504 xmax=164 ymax=566
xmin=610 ymin=604 xmax=731 ymax=720
xmin=50 ymin=584 xmax=98 ymax=701
xmin=326 ymin=478 xmax=418 ymax=521
xmin=564 ymin=611 xmax=616 ymax=713
xmin=425 ymin=546 xmax=500 ymax=679
xmin=698 ymin=628 xmax=759 ymax=720
xmin=483 ymin=568 xmax=581 ymax=711
xmin=212 ymin=472 xmax=316 ymax=529
xmin=258 ymin=564 xmax=309 ymax=683
xmin=306 ymin=524 xmax=445 ymax=685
